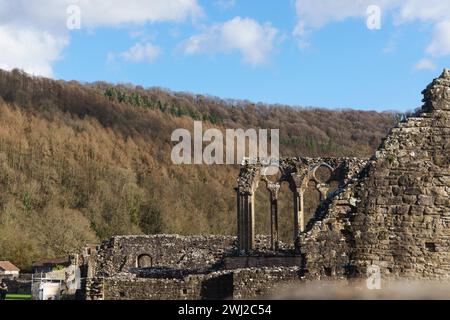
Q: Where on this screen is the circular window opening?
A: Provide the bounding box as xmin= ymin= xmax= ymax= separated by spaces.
xmin=314 ymin=165 xmax=333 ymax=184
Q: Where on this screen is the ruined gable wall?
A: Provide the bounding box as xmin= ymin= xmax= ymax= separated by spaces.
xmin=299 ymin=70 xmax=450 ymax=281
xmin=350 ymin=109 xmax=450 ymax=280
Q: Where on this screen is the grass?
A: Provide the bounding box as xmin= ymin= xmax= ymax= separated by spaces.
xmin=5 ymin=294 xmax=32 ymax=300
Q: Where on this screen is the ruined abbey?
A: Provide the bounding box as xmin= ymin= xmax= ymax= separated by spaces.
xmin=79 ymin=69 xmax=449 ymax=300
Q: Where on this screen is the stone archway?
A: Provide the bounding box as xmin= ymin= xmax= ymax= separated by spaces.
xmin=137 ymin=254 xmax=153 ymax=268
xmin=236 ymin=160 xmax=305 ymax=253
xmin=236 ymin=158 xmax=354 ymax=255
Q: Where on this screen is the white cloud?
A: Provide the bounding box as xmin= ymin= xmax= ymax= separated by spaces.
xmin=0 ymin=0 xmax=203 ymax=29
xmin=294 ymin=0 xmax=382 ymax=28
xmin=426 ymin=20 xmax=450 ymax=56
xmin=414 ymin=58 xmax=437 ymax=71
xmin=121 ymin=43 xmax=162 ymax=63
xmin=292 ymin=1 xmax=393 ymax=49
xmin=77 ymin=0 xmax=203 ymax=27
xmin=294 ymin=0 xmax=450 ymax=58
xmin=395 ymin=0 xmax=450 ymax=23
xmin=0 ymin=0 xmax=202 ymax=77
xmin=0 ymin=26 xmax=68 ymax=77
xmin=183 ymin=17 xmax=278 ymax=65
xmin=214 ymin=0 xmax=236 ymax=10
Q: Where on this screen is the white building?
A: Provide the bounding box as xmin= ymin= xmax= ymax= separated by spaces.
xmin=0 ymin=261 xmax=20 ymax=278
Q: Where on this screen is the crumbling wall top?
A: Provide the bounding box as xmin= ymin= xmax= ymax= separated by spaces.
xmin=422 ymin=68 xmax=450 ymax=112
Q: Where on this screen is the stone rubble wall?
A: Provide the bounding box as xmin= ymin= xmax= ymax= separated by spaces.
xmin=96 ymin=267 xmax=301 ymax=300
xmin=299 ymin=111 xmax=450 ymax=280
xmin=231 ymin=268 xmax=301 ymax=299
xmin=84 ymin=235 xmax=303 ymax=300
xmin=91 ymin=235 xmax=237 ymax=277
xmin=299 ymin=70 xmax=450 ymax=282
xmin=350 ymin=110 xmax=450 ymax=280
xmin=88 ymin=234 xmax=296 ymax=279
xmin=299 ymin=184 xmax=359 ymax=279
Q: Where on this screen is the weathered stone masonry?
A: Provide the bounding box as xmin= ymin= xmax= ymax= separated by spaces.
xmin=299 ymin=69 xmax=450 ymax=280
xmin=81 ymin=70 xmax=449 ymax=299
xmin=82 ymin=235 xmax=302 ymax=300
xmin=236 ymin=157 xmax=367 ymax=254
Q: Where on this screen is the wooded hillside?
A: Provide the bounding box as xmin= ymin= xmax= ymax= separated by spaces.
xmin=0 ymin=69 xmax=397 ymax=269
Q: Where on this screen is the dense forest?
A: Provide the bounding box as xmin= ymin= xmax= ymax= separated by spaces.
xmin=0 ymin=69 xmax=400 ymax=269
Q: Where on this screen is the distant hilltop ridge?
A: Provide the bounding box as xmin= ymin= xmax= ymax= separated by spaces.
xmin=0 ymin=68 xmax=405 ymax=113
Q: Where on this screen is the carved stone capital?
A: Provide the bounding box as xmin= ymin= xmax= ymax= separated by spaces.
xmin=237 ymin=165 xmax=261 ymax=194
xmin=266 ymin=182 xmax=280 ymax=200
xmin=290 ymin=170 xmax=309 ymax=191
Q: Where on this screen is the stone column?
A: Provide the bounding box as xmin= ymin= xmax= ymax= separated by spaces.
xmin=267 ymin=182 xmax=280 ymax=251
xmin=291 ymin=170 xmax=308 ymax=253
xmin=317 ymin=185 xmax=329 ymax=201
xmin=293 ymin=188 xmax=305 ymax=253
xmin=246 ymin=192 xmax=256 ymax=252
xmin=236 ymin=190 xmax=255 ymax=254
xmin=236 ymin=188 xmax=244 ymax=252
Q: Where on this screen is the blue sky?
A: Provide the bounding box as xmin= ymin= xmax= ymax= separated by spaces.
xmin=2 ymin=0 xmax=450 ymax=111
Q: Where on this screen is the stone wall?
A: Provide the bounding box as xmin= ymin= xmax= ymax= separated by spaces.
xmin=350 ymin=112 xmax=450 ymax=280
xmin=299 ymin=69 xmax=450 ymax=282
xmin=224 ymin=256 xmax=301 ymax=269
xmin=84 ymin=234 xmax=303 ymax=300
xmin=299 ymin=184 xmax=359 ymax=279
xmin=97 ymin=268 xmax=301 ymax=300
xmin=90 ymin=235 xmax=236 ymax=277
xmin=103 ymin=275 xmax=205 ymax=300
xmin=232 ymin=268 xmax=301 ymax=299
